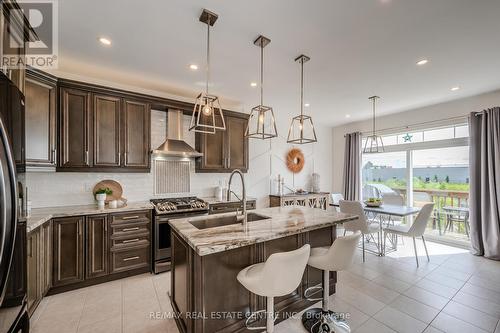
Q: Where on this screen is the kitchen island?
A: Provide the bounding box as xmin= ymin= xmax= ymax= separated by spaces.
xmin=168 ymin=206 xmax=356 ymax=333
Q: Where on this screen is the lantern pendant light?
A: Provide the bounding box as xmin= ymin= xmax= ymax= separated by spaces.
xmin=245 ymin=35 xmax=278 ymax=139
xmin=363 ymin=96 xmax=385 ymax=154
xmin=287 ymin=55 xmax=317 ymax=144
xmin=189 ymin=9 xmax=226 ymax=134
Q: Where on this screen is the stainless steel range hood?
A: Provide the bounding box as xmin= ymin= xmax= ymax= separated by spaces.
xmin=152 ymin=110 xmax=203 ymax=158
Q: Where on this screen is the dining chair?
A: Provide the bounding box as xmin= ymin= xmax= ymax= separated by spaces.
xmin=383 ymin=203 xmax=434 ymax=267
xmin=339 ymin=200 xmax=380 ymax=262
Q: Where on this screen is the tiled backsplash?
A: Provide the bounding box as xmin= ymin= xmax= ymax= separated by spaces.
xmin=26 ymin=110 xmax=333 ymax=208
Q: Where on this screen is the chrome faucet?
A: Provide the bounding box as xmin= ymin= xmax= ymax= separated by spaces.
xmin=227 ymin=169 xmax=247 ymax=226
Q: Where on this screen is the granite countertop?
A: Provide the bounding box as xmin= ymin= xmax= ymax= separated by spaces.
xmin=169 ymin=206 xmax=357 ymax=256
xmin=25 ymin=201 xmax=154 ymax=232
xmin=269 ymin=192 xmax=330 ymax=197
xmin=201 ymin=197 xmax=257 ymax=205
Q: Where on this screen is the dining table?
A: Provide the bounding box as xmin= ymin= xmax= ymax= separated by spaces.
xmin=330 ymin=202 xmax=421 ymax=255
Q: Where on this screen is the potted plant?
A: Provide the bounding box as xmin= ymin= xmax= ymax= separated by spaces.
xmin=95 ymin=187 xmax=112 ymax=208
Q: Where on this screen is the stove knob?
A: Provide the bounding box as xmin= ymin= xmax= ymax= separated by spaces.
xmin=170 ymin=204 xmax=176 ymax=210
xmin=159 ymin=205 xmax=166 ymax=211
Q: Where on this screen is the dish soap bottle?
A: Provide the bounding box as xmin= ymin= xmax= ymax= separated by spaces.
xmin=215 ymin=181 xmax=223 ymax=202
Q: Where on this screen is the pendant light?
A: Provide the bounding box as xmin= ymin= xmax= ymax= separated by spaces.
xmin=363 ymin=96 xmax=385 ymax=154
xmin=287 ymin=55 xmax=317 ymax=144
xmin=245 ymin=35 xmax=278 ymax=139
xmin=189 ymin=9 xmax=226 ymax=134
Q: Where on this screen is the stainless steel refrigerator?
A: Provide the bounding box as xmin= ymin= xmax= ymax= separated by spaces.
xmin=0 ymin=73 xmax=28 ymax=333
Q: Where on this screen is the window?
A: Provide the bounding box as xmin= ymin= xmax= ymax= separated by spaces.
xmin=361 ymin=122 xmax=470 ymax=247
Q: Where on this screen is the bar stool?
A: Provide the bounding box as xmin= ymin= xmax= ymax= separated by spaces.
xmin=237 ymin=244 xmax=311 ymax=333
xmin=302 ymin=232 xmax=361 ymax=333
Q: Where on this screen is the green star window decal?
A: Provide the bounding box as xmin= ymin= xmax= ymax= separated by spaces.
xmin=403 ymin=133 xmax=413 ymax=142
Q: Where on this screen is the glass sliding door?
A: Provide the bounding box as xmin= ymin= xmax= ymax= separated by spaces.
xmin=412 ymin=146 xmax=470 ymax=247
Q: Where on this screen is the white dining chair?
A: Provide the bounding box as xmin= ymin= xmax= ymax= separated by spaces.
xmin=339 ymin=200 xmax=381 ymax=262
xmin=383 ymin=203 xmax=434 ymax=267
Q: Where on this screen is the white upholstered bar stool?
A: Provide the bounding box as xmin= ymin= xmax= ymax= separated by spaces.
xmin=302 ymin=232 xmax=361 ymax=333
xmin=237 ymin=244 xmax=310 ymax=332
xmin=339 ymin=200 xmax=380 ymax=261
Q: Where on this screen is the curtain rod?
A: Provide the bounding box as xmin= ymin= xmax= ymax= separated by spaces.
xmin=344 ymin=114 xmax=469 ymax=137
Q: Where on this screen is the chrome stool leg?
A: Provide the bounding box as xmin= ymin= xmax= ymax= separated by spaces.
xmin=302 ymin=270 xmax=351 ymax=333
xmin=245 ymin=297 xmax=277 ymax=331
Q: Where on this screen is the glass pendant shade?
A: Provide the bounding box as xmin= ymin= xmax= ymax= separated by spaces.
xmin=190 ymin=92 xmax=225 ymax=134
xmin=363 ymin=96 xmax=384 ymax=154
xmin=245 ymin=35 xmax=277 ymax=139
xmin=190 ymin=9 xmax=226 ymax=134
xmin=287 ymin=55 xmax=317 ymax=144
xmin=287 ymin=114 xmax=317 ymax=144
xmin=246 ymin=105 xmax=278 ymax=139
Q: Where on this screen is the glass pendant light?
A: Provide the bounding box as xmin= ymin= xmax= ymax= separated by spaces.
xmin=287 ymin=55 xmax=317 ymax=144
xmin=363 ymin=96 xmax=385 ymax=153
xmin=189 ymin=9 xmax=226 ymax=134
xmin=245 ymin=35 xmax=278 ymax=139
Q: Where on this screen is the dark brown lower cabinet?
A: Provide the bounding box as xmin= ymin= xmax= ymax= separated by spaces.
xmin=40 ymin=222 xmax=52 ymax=296
xmin=86 ymin=215 xmax=110 ymax=279
xmin=27 ymin=228 xmax=40 ymax=315
xmin=52 ymin=216 xmax=85 ymax=287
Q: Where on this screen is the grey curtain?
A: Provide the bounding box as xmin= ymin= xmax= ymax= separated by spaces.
xmin=342 ymin=132 xmax=361 ymax=201
xmin=469 ymin=107 xmax=500 ymax=260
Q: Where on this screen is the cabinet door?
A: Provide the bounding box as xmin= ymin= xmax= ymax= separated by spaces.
xmin=25 ymin=77 xmax=56 ymax=166
xmin=93 ymin=94 xmax=121 ymax=167
xmin=122 ymin=99 xmax=150 ymax=169
xmin=60 ymin=88 xmax=92 ymax=168
xmin=40 ymin=222 xmax=52 ymax=295
xmin=27 ymin=229 xmax=40 ymax=315
xmin=86 ymin=215 xmax=109 ymax=279
xmin=226 ymin=116 xmax=249 ymax=172
xmin=52 ymin=216 xmax=84 ymax=287
xmin=195 ymin=112 xmax=226 ymax=172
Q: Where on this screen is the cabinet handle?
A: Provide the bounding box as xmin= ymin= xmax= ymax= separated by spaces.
xmin=28 ymin=237 xmax=32 ymax=257
xmin=123 ymin=227 xmax=140 ymax=232
xmin=85 ymin=151 xmax=89 ymax=165
xmin=124 ymin=151 xmax=128 ymax=164
xmin=122 ymin=216 xmax=139 ymax=220
xmin=122 ymin=238 xmax=140 ymax=244
xmin=123 ymin=256 xmax=140 ymax=262
xmin=52 ymin=149 xmax=57 ymax=164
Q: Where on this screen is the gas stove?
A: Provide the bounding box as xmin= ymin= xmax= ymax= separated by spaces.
xmin=150 ymin=197 xmax=209 ymax=215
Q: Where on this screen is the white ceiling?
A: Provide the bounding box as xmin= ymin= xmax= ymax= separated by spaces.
xmin=56 ymin=0 xmax=500 ymax=126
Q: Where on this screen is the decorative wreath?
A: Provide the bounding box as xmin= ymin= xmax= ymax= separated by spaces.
xmin=286 ymin=148 xmax=305 ymax=174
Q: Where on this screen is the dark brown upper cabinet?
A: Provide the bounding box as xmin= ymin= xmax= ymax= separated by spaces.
xmin=59 ymin=87 xmax=92 ymax=168
xmin=195 ymin=112 xmax=249 ymax=173
xmin=25 ymin=69 xmax=57 ymax=168
xmin=52 ymin=216 xmax=85 ymax=288
xmin=122 ymin=99 xmax=150 ymax=169
xmin=93 ymin=94 xmax=121 ymax=167
xmin=58 ymin=85 xmax=151 ymax=172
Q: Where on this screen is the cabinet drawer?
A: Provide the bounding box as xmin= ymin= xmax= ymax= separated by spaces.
xmin=111 ymin=246 xmax=149 ymax=273
xmin=111 ymin=220 xmax=150 ymax=238
xmin=110 ymin=210 xmax=151 ymax=225
xmin=112 ymin=235 xmax=150 ymax=250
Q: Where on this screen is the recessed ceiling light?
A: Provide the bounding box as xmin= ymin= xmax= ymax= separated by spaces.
xmin=98 ymin=37 xmax=111 ymax=46
xmin=250 ymin=82 xmax=257 ymax=87
xmin=189 ymin=64 xmax=198 ymax=70
xmin=304 ymin=103 xmax=310 ymax=107
xmin=345 ymin=114 xmax=351 ymax=118
xmin=451 ymin=86 xmax=460 ymax=91
xmin=416 ymin=59 xmax=428 ymax=66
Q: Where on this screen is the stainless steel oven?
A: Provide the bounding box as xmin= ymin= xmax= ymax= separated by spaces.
xmin=151 ymin=198 xmax=209 ymax=274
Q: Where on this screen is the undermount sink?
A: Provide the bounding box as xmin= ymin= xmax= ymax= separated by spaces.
xmin=188 ymin=213 xmax=270 ymax=230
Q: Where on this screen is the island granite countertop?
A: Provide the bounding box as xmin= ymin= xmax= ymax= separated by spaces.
xmin=169 ymin=206 xmax=357 ymax=256
xmin=25 ymin=201 xmax=154 ymax=232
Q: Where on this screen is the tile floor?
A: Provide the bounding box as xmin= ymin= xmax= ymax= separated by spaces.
xmin=31 ymin=237 xmax=500 ymax=333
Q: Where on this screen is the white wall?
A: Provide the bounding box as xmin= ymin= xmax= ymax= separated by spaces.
xmin=27 ymin=109 xmax=333 ymax=208
xmin=331 ymin=89 xmax=500 ymax=193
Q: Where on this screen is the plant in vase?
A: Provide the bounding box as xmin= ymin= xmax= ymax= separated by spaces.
xmin=95 ymin=187 xmax=112 ymax=208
